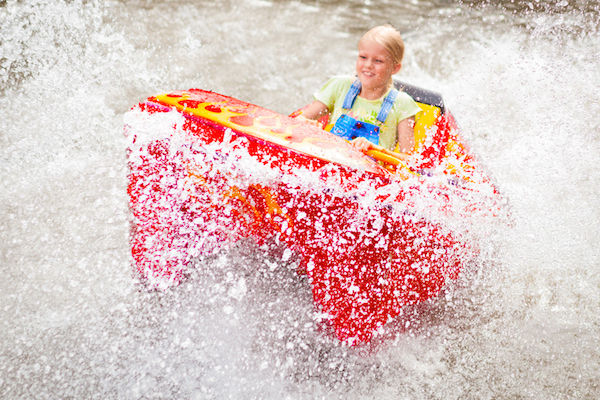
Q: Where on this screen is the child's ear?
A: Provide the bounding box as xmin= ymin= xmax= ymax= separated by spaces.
xmin=393 ymin=63 xmax=402 ymax=74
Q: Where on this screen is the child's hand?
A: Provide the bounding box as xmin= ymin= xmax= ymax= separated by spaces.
xmin=293 ymin=114 xmax=323 ymax=128
xmin=350 ymin=137 xmax=373 ymax=153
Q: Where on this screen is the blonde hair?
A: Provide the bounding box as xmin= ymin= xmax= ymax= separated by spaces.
xmin=359 ymin=24 xmax=405 ymax=66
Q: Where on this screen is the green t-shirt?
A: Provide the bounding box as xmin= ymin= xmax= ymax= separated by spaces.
xmin=314 ymin=76 xmax=421 ymax=150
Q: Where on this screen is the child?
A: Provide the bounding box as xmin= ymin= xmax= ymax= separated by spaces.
xmin=295 ymin=24 xmax=421 ymax=154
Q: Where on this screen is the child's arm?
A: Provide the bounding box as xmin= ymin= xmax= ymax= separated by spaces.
xmin=296 ymin=100 xmax=330 ymax=120
xmin=396 ymin=117 xmax=415 ymax=153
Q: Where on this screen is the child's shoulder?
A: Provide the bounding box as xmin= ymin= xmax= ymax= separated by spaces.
xmin=391 ymin=89 xmax=422 ymax=119
xmin=394 ymin=89 xmax=418 ymax=104
xmin=317 ymin=75 xmax=355 ymax=98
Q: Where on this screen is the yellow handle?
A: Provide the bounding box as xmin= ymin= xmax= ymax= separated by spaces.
xmin=364 ymin=146 xmax=415 ymax=178
xmin=365 ymin=149 xmax=403 ymax=166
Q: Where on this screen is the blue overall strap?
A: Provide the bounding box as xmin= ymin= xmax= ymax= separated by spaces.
xmin=341 ymin=80 xmax=362 ymax=110
xmin=376 ymin=88 xmax=398 ymax=124
xmin=342 ymin=80 xmax=398 ymax=124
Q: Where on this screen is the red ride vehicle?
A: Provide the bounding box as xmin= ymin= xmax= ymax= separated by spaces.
xmin=124 ymin=82 xmax=506 ymax=345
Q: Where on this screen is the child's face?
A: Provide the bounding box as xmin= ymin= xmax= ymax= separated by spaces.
xmin=356 ymin=39 xmax=401 ymax=92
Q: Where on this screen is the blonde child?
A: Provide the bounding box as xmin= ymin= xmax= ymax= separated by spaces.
xmin=296 ymin=24 xmax=420 ymax=155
